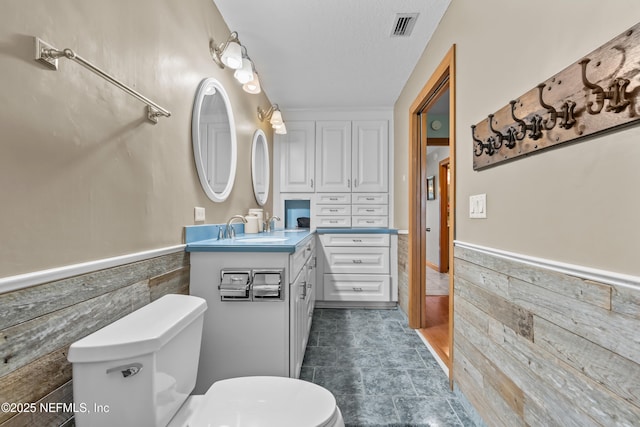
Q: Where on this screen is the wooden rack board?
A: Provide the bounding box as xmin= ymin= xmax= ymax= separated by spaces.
xmin=472 ymin=22 xmax=640 ymax=170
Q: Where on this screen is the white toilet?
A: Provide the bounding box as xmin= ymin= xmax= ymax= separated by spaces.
xmin=67 ymin=294 xmax=344 ymax=427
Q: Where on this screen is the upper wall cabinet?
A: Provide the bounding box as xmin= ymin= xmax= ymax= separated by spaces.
xmin=315 ymin=121 xmax=352 ymax=192
xmin=315 ymin=120 xmax=388 ymax=193
xmin=278 ymin=121 xmax=316 ymax=192
xmin=351 ymin=120 xmax=389 ymax=193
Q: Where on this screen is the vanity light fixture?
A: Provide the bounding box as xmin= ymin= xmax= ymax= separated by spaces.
xmin=234 ymin=52 xmax=255 ymax=84
xmin=243 ymin=71 xmax=261 ymax=94
xmin=258 ymin=104 xmax=287 ymax=134
xmin=210 ymin=31 xmax=263 ymax=95
xmin=210 ymin=32 xmax=243 ymax=69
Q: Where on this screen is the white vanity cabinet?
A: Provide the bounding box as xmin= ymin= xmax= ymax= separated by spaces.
xmin=189 ymin=235 xmax=315 ymax=392
xmin=317 ymin=233 xmax=397 ymax=304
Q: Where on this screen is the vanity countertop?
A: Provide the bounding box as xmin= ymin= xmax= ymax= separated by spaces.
xmin=185 ymin=228 xmax=314 ymax=253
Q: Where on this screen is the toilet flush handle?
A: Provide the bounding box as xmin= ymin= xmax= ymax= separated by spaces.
xmin=106 ymin=362 xmax=143 ymax=378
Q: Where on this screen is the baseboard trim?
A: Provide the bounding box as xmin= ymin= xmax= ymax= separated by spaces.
xmin=454 ymin=240 xmax=639 ymax=290
xmin=315 ymin=301 xmax=397 ymax=309
xmin=0 ymin=245 xmax=186 ymax=295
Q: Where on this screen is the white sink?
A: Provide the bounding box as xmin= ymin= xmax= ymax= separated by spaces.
xmin=236 ymin=237 xmax=288 ymax=243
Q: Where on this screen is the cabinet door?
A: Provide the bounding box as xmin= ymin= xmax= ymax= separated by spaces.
xmin=289 ymin=267 xmax=307 ymax=378
xmin=315 ymin=121 xmax=352 ymax=192
xmin=278 ymin=121 xmax=315 ymax=192
xmin=352 ymin=120 xmax=388 ymax=193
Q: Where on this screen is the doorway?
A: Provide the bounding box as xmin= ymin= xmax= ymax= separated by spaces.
xmin=408 ymin=46 xmax=456 ymax=375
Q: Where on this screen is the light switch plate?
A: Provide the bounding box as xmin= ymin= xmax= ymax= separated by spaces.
xmin=194 ymin=207 xmax=205 ymax=222
xmin=469 ymin=194 xmax=487 ymax=219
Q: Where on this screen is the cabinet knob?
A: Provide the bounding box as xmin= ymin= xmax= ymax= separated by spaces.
xmin=310 ymin=179 xmax=314 ymax=188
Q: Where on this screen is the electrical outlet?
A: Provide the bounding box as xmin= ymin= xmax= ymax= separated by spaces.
xmin=469 ymin=194 xmax=487 ymax=219
xmin=194 ymin=207 xmax=205 ymax=222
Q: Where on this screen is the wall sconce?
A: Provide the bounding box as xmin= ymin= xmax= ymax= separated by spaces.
xmin=258 ymin=104 xmax=287 ymax=134
xmin=210 ymin=31 xmax=262 ymax=95
xmin=210 ymin=32 xmax=242 ymax=69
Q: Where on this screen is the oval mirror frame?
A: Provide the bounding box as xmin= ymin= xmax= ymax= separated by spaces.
xmin=251 ymin=129 xmax=270 ymax=206
xmin=191 ymin=77 xmax=237 ymax=203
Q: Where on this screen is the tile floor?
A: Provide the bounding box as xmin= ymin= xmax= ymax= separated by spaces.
xmin=301 ymin=308 xmax=474 ymax=426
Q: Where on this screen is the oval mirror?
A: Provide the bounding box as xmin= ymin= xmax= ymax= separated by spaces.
xmin=192 ymin=77 xmax=237 ymax=202
xmin=251 ymin=129 xmax=270 ymax=206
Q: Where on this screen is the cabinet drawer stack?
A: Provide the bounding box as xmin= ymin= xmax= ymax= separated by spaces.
xmin=315 ymin=193 xmax=352 ymax=227
xmin=352 ymin=193 xmax=388 ymax=228
xmin=320 ymin=234 xmax=391 ymax=302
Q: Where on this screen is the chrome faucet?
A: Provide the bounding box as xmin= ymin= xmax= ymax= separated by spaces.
xmin=265 ymin=215 xmax=281 ymax=232
xmin=226 ymin=215 xmax=247 ymax=239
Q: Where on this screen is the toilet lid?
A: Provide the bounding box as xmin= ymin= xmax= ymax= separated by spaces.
xmin=190 ymin=376 xmax=338 ymax=427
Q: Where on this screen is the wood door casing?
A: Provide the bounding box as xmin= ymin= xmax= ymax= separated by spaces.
xmin=408 ymin=45 xmax=456 ymax=377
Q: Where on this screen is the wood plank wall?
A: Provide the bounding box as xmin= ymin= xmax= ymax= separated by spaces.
xmin=0 ymin=251 xmax=190 ymax=427
xmin=397 ymin=234 xmax=409 ymax=315
xmin=453 ymin=245 xmax=640 ymax=426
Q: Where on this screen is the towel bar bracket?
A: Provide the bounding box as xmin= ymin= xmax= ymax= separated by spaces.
xmin=34 ymin=37 xmax=59 ymax=70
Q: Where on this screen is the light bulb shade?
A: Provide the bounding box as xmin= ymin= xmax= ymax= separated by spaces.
xmin=220 ymin=41 xmax=242 ymax=69
xmin=234 ymin=58 xmax=254 ymax=84
xmin=243 ymin=73 xmax=261 ymax=94
xmin=275 ymin=123 xmax=287 ymax=134
xmin=269 ymin=109 xmax=283 ymax=126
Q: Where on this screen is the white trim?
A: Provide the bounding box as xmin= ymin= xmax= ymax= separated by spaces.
xmin=0 ymin=245 xmax=186 ymax=295
xmin=397 ymin=229 xmax=409 ymax=235
xmin=416 ymin=330 xmax=449 ymax=376
xmin=454 ymin=240 xmax=640 ymax=290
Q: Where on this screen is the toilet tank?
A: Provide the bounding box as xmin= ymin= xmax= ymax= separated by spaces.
xmin=68 ymin=294 xmax=207 ymax=427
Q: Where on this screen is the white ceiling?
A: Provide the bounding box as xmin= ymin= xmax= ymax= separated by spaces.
xmin=213 ymin=0 xmax=451 ymax=112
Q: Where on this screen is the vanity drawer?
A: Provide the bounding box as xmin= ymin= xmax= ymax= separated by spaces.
xmin=316 ymin=205 xmax=351 ymax=216
xmin=317 ymin=193 xmax=352 ymax=204
xmin=323 ymin=247 xmax=389 ymax=274
xmin=352 ymin=193 xmax=388 ymax=204
xmin=352 ymin=216 xmax=388 ymax=228
xmin=319 ymin=234 xmax=390 ymax=247
xmin=323 ymin=274 xmax=390 ymax=301
xmin=316 ymin=216 xmax=351 ymax=228
xmin=290 ymin=237 xmax=314 ymax=280
xmin=352 ymin=205 xmax=388 ymax=216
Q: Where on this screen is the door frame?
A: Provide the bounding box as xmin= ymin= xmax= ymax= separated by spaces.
xmin=408 ymin=45 xmax=456 ymax=367
xmin=439 ymin=157 xmax=450 ymax=274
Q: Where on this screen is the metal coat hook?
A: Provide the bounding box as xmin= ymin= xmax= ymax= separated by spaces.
xmin=488 ymin=114 xmax=518 ymax=149
xmin=487 ymin=114 xmax=503 ymax=150
xmin=510 ymin=100 xmax=543 ymax=140
xmin=471 ymin=125 xmax=494 ymax=157
xmin=580 ymin=58 xmax=631 ymax=114
xmin=537 ymin=84 xmax=557 ymax=130
xmin=580 ymin=58 xmax=606 ymax=114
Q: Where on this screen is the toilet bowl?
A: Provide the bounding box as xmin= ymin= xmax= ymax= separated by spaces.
xmin=67 ymin=294 xmax=344 ymax=427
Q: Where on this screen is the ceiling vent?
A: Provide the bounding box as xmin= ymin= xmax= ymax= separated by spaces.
xmin=391 ymin=13 xmax=419 ymax=37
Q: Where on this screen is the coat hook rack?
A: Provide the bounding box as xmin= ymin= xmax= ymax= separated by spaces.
xmin=470 ymin=23 xmax=640 ymax=170
xmin=34 ymin=37 xmax=171 ymax=124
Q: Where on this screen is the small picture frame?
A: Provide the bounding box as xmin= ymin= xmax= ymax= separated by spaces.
xmin=427 ymin=176 xmax=436 ymax=200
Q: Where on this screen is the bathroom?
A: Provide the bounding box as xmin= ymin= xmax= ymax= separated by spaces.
xmin=2 ymin=0 xmax=640 ymax=426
